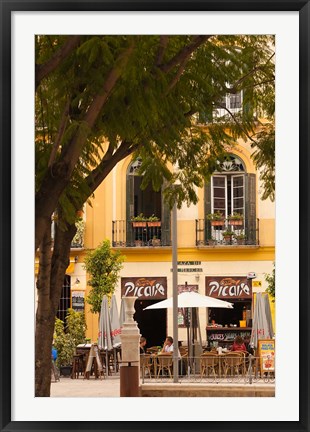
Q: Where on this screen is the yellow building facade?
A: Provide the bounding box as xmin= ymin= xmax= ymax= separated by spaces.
xmin=68 ymin=136 xmax=275 ymax=349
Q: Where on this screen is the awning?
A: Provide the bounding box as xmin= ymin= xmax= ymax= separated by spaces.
xmin=35 ymin=258 xmax=75 ymax=275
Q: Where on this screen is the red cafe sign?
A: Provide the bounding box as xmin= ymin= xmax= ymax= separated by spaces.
xmin=205 ymin=276 xmax=252 ymax=299
xmin=121 ymin=277 xmax=167 ymax=300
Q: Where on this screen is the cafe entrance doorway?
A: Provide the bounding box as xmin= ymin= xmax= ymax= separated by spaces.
xmin=134 ymin=299 xmax=166 ymax=349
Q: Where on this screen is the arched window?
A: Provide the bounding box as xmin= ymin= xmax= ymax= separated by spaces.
xmin=212 ymin=155 xmax=246 ymax=217
xmin=204 ymin=154 xmax=256 ymax=244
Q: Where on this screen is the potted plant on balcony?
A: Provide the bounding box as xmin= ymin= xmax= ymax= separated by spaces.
xmin=207 ymin=211 xmax=225 ymax=226
xmin=131 ymin=213 xmax=147 ymax=227
xmin=208 ymin=236 xmax=217 ymax=246
xmin=228 ymin=212 xmax=244 ymax=226
xmin=151 ymin=236 xmax=161 ymax=246
xmin=222 ymin=229 xmax=234 ymax=243
xmin=234 ymin=232 xmax=246 ymax=245
xmin=147 ymin=215 xmax=161 ymax=227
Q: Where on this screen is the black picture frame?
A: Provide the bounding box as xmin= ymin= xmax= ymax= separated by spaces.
xmin=1 ymin=1 xmax=309 ymax=431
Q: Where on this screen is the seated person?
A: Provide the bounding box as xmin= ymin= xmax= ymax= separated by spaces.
xmin=161 ymin=336 xmax=181 ymax=357
xmin=140 ymin=336 xmax=147 ymax=354
xmin=231 ymin=335 xmax=247 ymax=352
xmin=162 ymin=336 xmax=174 ymax=353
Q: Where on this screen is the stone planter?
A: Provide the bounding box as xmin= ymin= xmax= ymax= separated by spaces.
xmin=147 ymin=221 xmax=161 ymax=227
xmin=132 ymin=221 xmax=147 ymax=228
xmin=229 ymin=219 xmax=243 ymax=226
xmin=210 ymin=220 xmax=224 ymax=226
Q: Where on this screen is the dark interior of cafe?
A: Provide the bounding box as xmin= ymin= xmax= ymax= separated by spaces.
xmin=209 ymin=300 xmax=252 ymax=327
xmin=133 ymin=299 xmax=167 ymax=348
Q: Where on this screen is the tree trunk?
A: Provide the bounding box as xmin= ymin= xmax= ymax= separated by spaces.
xmin=35 ymin=220 xmax=76 ymax=396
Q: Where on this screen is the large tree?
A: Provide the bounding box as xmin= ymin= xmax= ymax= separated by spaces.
xmin=35 ymin=35 xmax=275 ymax=396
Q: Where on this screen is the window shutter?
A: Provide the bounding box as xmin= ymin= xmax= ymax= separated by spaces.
xmin=244 ymin=173 xmax=256 ymax=243
xmin=204 ymin=180 xmax=212 ymax=215
xmin=204 ymin=181 xmax=212 ymax=240
xmin=126 ymin=174 xmax=135 ymax=245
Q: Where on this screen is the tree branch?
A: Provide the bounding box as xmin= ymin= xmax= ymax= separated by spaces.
xmin=155 ymin=36 xmax=169 ymax=66
xmin=36 ymin=36 xmax=81 ymax=90
xmin=86 ymin=140 xmax=138 ymax=193
xmin=60 ymin=42 xmax=135 ymax=172
xmin=48 ymin=100 xmax=70 ymax=167
xmin=159 ymin=35 xmax=212 ymax=73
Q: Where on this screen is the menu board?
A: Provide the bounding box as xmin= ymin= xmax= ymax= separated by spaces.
xmin=206 ymin=328 xmax=251 ymax=347
xmin=258 ymin=339 xmax=275 ymax=373
xmin=72 ymin=290 xmax=85 ymax=311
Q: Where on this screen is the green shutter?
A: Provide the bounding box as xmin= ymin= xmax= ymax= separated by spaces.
xmin=204 ymin=181 xmax=212 ymax=241
xmin=126 ymin=173 xmax=135 ymax=245
xmin=244 ymin=173 xmax=256 ymax=244
xmin=204 ymin=180 xmax=212 ymax=215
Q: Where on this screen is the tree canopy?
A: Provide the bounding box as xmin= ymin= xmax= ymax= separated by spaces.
xmin=35 ymin=34 xmax=275 ymax=246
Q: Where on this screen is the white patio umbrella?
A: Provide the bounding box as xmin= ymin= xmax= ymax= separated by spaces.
xmin=143 ymin=291 xmax=234 ymax=310
xmin=263 ymin=293 xmax=274 ymax=340
xmin=110 ymin=295 xmax=121 ymax=373
xmin=98 ymin=295 xmax=113 ymax=378
xmin=144 ymin=291 xmax=233 ymax=373
xmin=250 ymin=292 xmax=274 ymax=350
xmin=110 ymin=295 xmax=122 ymax=348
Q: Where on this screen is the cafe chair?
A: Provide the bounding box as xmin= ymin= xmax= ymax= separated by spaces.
xmin=177 ymin=349 xmax=188 ymax=376
xmin=222 ymin=352 xmax=244 ymax=378
xmin=71 ymin=353 xmax=85 ymax=379
xmin=200 ymin=352 xmax=218 ymax=379
xmin=156 ymin=353 xmax=173 ymax=378
xmin=140 ymin=354 xmax=153 ymax=378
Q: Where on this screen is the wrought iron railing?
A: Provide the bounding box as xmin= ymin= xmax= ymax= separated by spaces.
xmin=195 ymin=218 xmax=259 ymax=247
xmin=112 ymin=220 xmax=171 ymax=247
xmin=140 ymin=354 xmax=275 ymax=385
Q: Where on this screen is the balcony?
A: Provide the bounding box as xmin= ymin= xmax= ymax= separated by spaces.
xmin=112 ymin=220 xmax=171 ymax=248
xmin=195 ymin=218 xmax=259 ymax=247
xmin=112 ymin=218 xmax=259 ymax=248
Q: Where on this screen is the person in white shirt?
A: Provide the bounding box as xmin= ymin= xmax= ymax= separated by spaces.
xmin=162 ymin=336 xmax=181 ymax=357
xmin=162 ymin=336 xmax=174 ymax=352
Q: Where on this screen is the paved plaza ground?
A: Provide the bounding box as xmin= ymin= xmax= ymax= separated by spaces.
xmin=51 ymin=374 xmax=275 ymax=397
xmin=51 ymin=375 xmax=120 ymax=397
